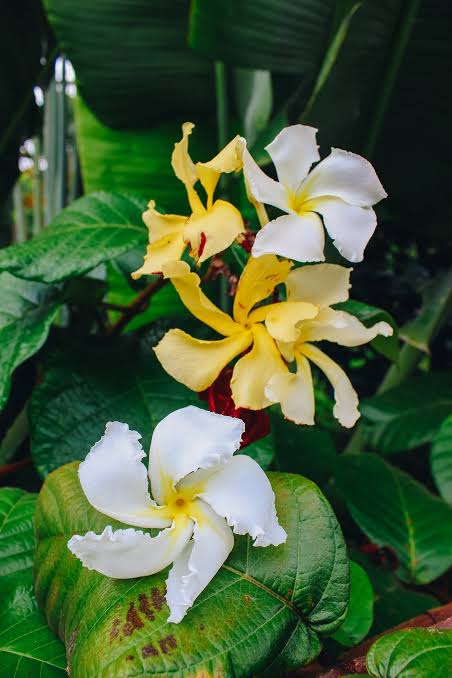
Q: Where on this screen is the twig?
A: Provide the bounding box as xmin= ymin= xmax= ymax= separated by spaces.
xmin=0 ymin=457 xmax=32 ymax=479
xmin=106 ymin=276 xmax=167 ymax=337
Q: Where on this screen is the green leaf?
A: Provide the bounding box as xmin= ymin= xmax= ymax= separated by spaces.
xmin=366 ymin=628 xmax=452 ymax=678
xmin=0 ymin=488 xmax=36 ymax=578
xmin=335 ymin=299 xmax=399 ymax=362
xmin=332 ymin=562 xmax=373 ymax=647
xmin=361 ymin=372 xmax=452 ymax=454
xmin=44 ymin=0 xmax=213 ymax=129
xmin=431 ymin=415 xmax=452 ymax=505
xmin=372 ymin=589 xmax=439 ymax=636
xmin=233 ymin=68 xmax=273 ymax=146
xmin=0 ymin=192 xmax=147 ymax=284
xmin=0 ymin=273 xmax=60 ymax=410
xmin=335 ymin=454 xmax=452 ymax=584
xmin=241 ymin=434 xmax=274 ymax=471
xmin=35 ymin=464 xmax=349 ymax=676
xmin=30 ymin=341 xmax=201 ymax=478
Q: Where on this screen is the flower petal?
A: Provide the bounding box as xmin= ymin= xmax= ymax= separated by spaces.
xmin=266 ymin=353 xmax=315 ymax=425
xmin=148 ymin=406 xmax=245 ymax=504
xmin=300 ymin=148 xmax=387 ymax=207
xmin=242 ymin=147 xmax=289 ymax=212
xmin=191 ymin=455 xmax=287 ymax=547
xmin=154 ymin=328 xmax=253 ymax=392
xmin=249 ymin=301 xmax=318 ymax=342
xmin=67 ymin=518 xmax=193 ymax=579
xmin=161 ymin=260 xmax=242 ymax=336
xmin=233 ymin=254 xmax=292 ymax=326
xmin=78 ymin=422 xmax=171 ymax=528
xmin=266 ymin=125 xmax=320 ymax=194
xmin=300 ymin=308 xmax=393 ymax=346
xmin=196 ymin=135 xmax=245 ymax=206
xmin=252 ymin=213 xmax=325 ymax=263
xmin=286 ymin=263 xmax=351 ymax=308
xmin=311 ymin=197 xmax=377 ymax=262
xmin=231 ymin=324 xmax=288 ymax=410
xmin=171 ymin=122 xmax=204 ymax=213
xmin=166 ymin=499 xmax=234 ymax=623
xmin=299 ymin=343 xmax=359 ymax=428
xmin=183 ymin=199 xmax=244 ymax=264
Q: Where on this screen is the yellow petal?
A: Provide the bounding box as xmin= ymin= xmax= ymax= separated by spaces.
xmin=286 ymin=263 xmax=351 ymax=308
xmin=231 ymin=324 xmax=288 ymax=410
xmin=161 ymin=260 xmax=242 ymax=336
xmin=299 ymin=307 xmax=393 ymax=346
xmin=171 ymin=122 xmax=204 ymax=214
xmin=196 ymin=135 xmax=245 ymax=207
xmin=233 ymin=254 xmax=293 ymax=326
xmin=183 ymin=199 xmax=245 ymax=264
xmin=265 ymin=353 xmax=315 ymax=425
xmin=154 ymin=328 xmax=253 ymax=392
xmin=249 ymin=301 xmax=318 ymax=342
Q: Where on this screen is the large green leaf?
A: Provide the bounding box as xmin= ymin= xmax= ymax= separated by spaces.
xmin=361 ymin=372 xmax=452 ymax=454
xmin=335 ymin=299 xmax=399 ymax=362
xmin=334 ymin=454 xmax=452 ymax=584
xmin=30 ymin=341 xmax=200 ymax=478
xmin=0 ymin=192 xmax=147 ymax=284
xmin=366 ymin=628 xmax=452 ymax=678
xmin=332 ymin=562 xmax=373 ymax=647
xmin=431 ymin=415 xmax=452 ymax=505
xmin=44 ymin=0 xmax=213 ymax=129
xmin=35 ymin=463 xmax=349 ymax=677
xmin=0 ymin=273 xmax=60 ymax=410
xmin=0 ymin=488 xmax=36 ymax=579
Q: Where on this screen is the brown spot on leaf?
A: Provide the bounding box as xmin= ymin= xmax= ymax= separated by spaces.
xmin=142 ymin=644 xmax=158 ymax=658
xmin=122 ymin=602 xmax=144 ymax=636
xmin=109 ymin=618 xmax=120 ymax=642
xmin=151 ymin=587 xmax=165 ymax=612
xmin=138 ymin=593 xmax=155 ymax=621
xmin=243 ymin=594 xmax=253 ymax=605
xmin=159 ymin=634 xmax=177 ymax=654
xmin=199 ymin=624 xmax=205 ymax=631
xmin=68 ymin=627 xmax=78 ymax=658
xmin=126 ymin=655 xmax=134 ymax=661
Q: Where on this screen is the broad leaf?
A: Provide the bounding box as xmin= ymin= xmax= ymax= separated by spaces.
xmin=30 ymin=341 xmax=200 ymax=478
xmin=44 ymin=0 xmax=213 ymax=129
xmin=241 ymin=434 xmax=274 ymax=471
xmin=0 ymin=488 xmax=36 ymax=578
xmin=431 ymin=415 xmax=452 ymax=505
xmin=335 ymin=299 xmax=399 ymax=362
xmin=332 ymin=562 xmax=373 ymax=647
xmin=366 ymin=628 xmax=452 ymax=678
xmin=335 ymin=454 xmax=452 ymax=584
xmin=0 ymin=273 xmax=61 ymax=410
xmin=361 ymin=372 xmax=452 ymax=454
xmin=35 ymin=463 xmax=349 ymax=676
xmin=0 ymin=192 xmax=147 ymax=284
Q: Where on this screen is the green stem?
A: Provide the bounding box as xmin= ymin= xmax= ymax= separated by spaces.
xmin=0 ymin=402 xmax=29 ymax=465
xmin=12 ymin=181 xmax=27 ymax=243
xmin=32 ymin=136 xmax=43 ymax=236
xmin=214 ymin=61 xmax=230 ymax=312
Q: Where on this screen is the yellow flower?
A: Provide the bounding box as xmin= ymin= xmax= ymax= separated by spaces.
xmin=132 ymin=123 xmax=245 ymax=278
xmin=154 ymin=258 xmax=393 ymax=428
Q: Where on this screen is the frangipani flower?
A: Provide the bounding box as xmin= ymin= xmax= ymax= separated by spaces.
xmin=154 ymin=257 xmax=393 ymax=428
xmin=132 ymin=123 xmax=245 ymax=278
xmin=243 ymin=124 xmax=387 ymax=263
xmin=67 ymin=406 xmax=286 ymax=623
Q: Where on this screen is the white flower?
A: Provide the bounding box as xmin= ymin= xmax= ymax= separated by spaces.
xmin=243 ymin=124 xmax=387 ymax=263
xmin=67 ymin=406 xmax=286 ymax=623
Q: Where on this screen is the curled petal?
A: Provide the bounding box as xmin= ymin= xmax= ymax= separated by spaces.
xmin=300 ymin=148 xmax=387 ymax=207
xmin=312 ymin=197 xmax=377 ymax=262
xmin=171 ymin=122 xmax=204 ymax=213
xmin=249 ymin=300 xmax=318 ymax=343
xmin=286 ymin=263 xmax=351 ymax=308
xmin=299 ymin=343 xmax=360 ymax=428
xmin=183 ymin=199 xmax=244 ymax=264
xmin=67 ymin=518 xmax=193 ymax=579
xmin=191 ymin=456 xmax=287 ymax=547
xmin=265 ymin=354 xmax=315 ymax=425
xmin=233 ymin=254 xmax=292 ymax=326
xmin=154 ymin=328 xmax=253 ymax=392
xmin=149 ymin=406 xmax=245 ymax=504
xmin=132 ymin=201 xmax=187 ymax=278
xmin=166 ymin=499 xmax=234 ymax=623
xmin=242 ymin=147 xmax=289 ymax=212
xmin=252 ymin=213 xmax=325 ymax=263
xmin=196 ymin=135 xmax=245 ymax=206
xmin=266 ymin=124 xmax=320 ymax=194
xmin=78 ymin=422 xmax=171 ymax=528
xmin=300 ymin=308 xmax=393 ymax=346
xmin=161 ymin=260 xmax=242 ymax=336
xmin=231 ymin=324 xmax=288 ymax=410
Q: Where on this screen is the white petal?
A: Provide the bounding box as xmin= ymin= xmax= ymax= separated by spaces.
xmin=266 ymin=125 xmax=320 ymax=194
xmin=265 ymin=354 xmax=315 ymax=425
xmin=301 ymin=148 xmax=387 ymax=206
xmin=313 ymin=197 xmax=377 ymax=262
xmin=78 ymin=422 xmax=171 ymax=529
xmin=301 ymin=308 xmax=393 ymax=346
xmin=192 ymin=455 xmax=287 ymax=547
xmin=252 ymin=213 xmax=325 ymax=262
xmin=286 ymin=263 xmax=351 ymax=308
xmin=242 ymin=147 xmax=289 ymax=212
xmin=299 ymin=343 xmax=360 ymax=428
xmin=67 ymin=518 xmax=193 ymax=579
xmin=149 ymin=406 xmax=245 ymax=505
xmin=166 ymin=499 xmax=233 ymax=623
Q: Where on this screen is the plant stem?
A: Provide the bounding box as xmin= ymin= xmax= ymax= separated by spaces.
xmin=0 ymin=402 xmax=29 ymax=465
xmin=32 ymin=135 xmax=43 ymax=236
xmin=214 ymin=61 xmax=230 ymax=313
xmin=106 ymin=277 xmax=168 ymax=336
xmin=12 ymin=181 xmax=27 ymax=243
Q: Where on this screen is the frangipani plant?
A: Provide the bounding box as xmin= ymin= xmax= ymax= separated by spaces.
xmin=68 ymin=406 xmax=286 ymax=623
